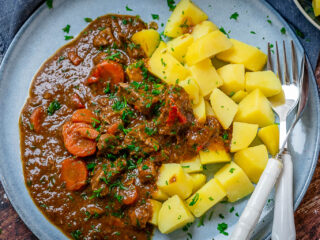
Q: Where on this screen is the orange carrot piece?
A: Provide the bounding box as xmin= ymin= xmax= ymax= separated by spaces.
xmin=61 ymin=157 xmax=88 ymax=191
xmin=76 ymin=127 xmax=99 ymax=140
xmin=107 ymin=122 xmax=120 ymax=135
xmin=121 ymin=185 xmax=138 ymax=205
xmin=71 ymin=109 xmax=98 ymax=125
xmin=87 ymin=60 xmax=124 ymax=85
xmin=30 ymin=107 xmax=44 ymax=133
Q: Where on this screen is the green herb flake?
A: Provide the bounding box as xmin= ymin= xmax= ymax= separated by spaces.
xmin=295 ymin=28 xmax=305 ymax=39
xmin=230 ymin=12 xmax=239 ymax=20
xmin=280 ymin=27 xmax=286 ymax=35
xmin=219 ymin=27 xmax=230 ymax=38
xmin=84 ymin=17 xmax=93 ymax=22
xmin=217 ymin=222 xmax=229 ymax=236
xmin=46 ymin=0 xmax=53 ymax=9
xmin=219 ymin=213 xmax=225 ymax=219
xmin=250 ymin=31 xmax=256 ymax=34
xmin=197 ymin=214 xmax=205 ymax=227
xmin=62 ymin=24 xmax=70 ymax=34
xmin=189 ymin=193 xmax=199 ymax=206
xmin=64 ymin=35 xmax=74 ymax=40
xmin=229 ymin=168 xmax=235 ymax=173
xmin=47 ymin=100 xmax=61 ymax=115
xmin=229 ymin=206 xmax=235 ymax=213
xmin=152 ymin=14 xmax=159 ymax=20
xmin=167 ymin=0 xmax=176 ymax=11
xmin=126 ymin=5 xmax=133 ymax=11
xmin=209 ymin=196 xmax=214 ymax=201
xmin=71 ymin=229 xmax=82 ymax=240
xmin=267 ymin=19 xmax=272 ymax=25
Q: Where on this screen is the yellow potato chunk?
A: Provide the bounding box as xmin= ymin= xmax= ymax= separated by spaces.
xmin=258 ymin=124 xmax=280 ymax=156
xmin=157 ymin=163 xmax=193 ymax=199
xmin=167 ymin=34 xmax=194 ymax=63
xmin=210 ymin=88 xmax=238 ymax=129
xmin=268 ymin=89 xmax=286 ymax=107
xmin=217 ymin=64 xmax=245 ymax=96
xmin=215 ymin=162 xmax=254 ymax=202
xmin=205 ymin=100 xmax=215 ymax=116
xmin=189 ymin=173 xmax=207 ymax=192
xmin=313 ymin=0 xmax=320 ymax=16
xmin=186 ymin=31 xmax=233 ymax=65
xmin=192 ymin=96 xmax=206 ymax=123
xmin=131 ymin=29 xmax=160 ymax=57
xmin=149 ymin=199 xmax=162 ymax=225
xmin=230 ymin=122 xmax=259 ymax=152
xmin=235 ymin=89 xmax=275 ymax=127
xmin=158 ymin=195 xmax=195 ymax=234
xmin=189 ymin=58 xmax=223 ymax=96
xmin=191 ymin=20 xmax=218 ymax=39
xmin=186 ymin=178 xmax=226 ymax=217
xmin=164 ymin=0 xmax=208 ymax=38
xmin=231 ymin=90 xmax=248 ymax=103
xmin=152 ymin=188 xmax=169 ymax=202
xmin=234 ymin=145 xmax=268 ymax=184
xmin=148 ymin=42 xmax=189 ymax=85
xmin=216 ymin=39 xmax=267 ymax=71
xmin=181 ymin=155 xmax=203 ymax=173
xmin=179 ymin=77 xmax=200 ymax=105
xmin=200 ymin=142 xmax=231 ymax=164
xmin=245 ymin=71 xmax=282 ymax=97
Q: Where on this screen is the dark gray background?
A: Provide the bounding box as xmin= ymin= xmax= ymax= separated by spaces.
xmin=0 ymin=0 xmax=319 ymax=69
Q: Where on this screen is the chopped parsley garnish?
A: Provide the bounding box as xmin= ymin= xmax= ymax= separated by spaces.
xmin=64 ymin=35 xmax=74 ymax=40
xmin=152 ymin=14 xmax=159 ymax=20
xmin=229 ymin=91 xmax=235 ymax=97
xmin=57 ymin=56 xmax=65 ymax=63
xmin=217 ymin=222 xmax=229 ymax=236
xmin=230 ymin=12 xmax=239 ymax=20
xmin=87 ymin=163 xmax=96 ymax=171
xmin=229 ymin=168 xmax=235 ymax=173
xmin=222 ymin=132 xmax=228 ymax=140
xmin=125 ymin=5 xmax=133 ymax=11
xmin=104 ymin=82 xmax=110 ymax=94
xmin=62 ymin=24 xmax=70 ymax=34
xmin=267 ymin=19 xmax=272 ymax=25
xmin=84 ymin=17 xmax=93 ymax=22
xmin=167 ymin=0 xmax=176 ymax=11
xmin=105 ymin=52 xmax=121 ymax=60
xmin=189 ymin=193 xmax=199 ymax=206
xmin=142 ymin=165 xmax=149 ymax=170
xmin=219 ymin=27 xmax=230 ymax=38
xmin=71 ymin=229 xmax=82 ymax=240
xmin=229 ymin=206 xmax=235 ymax=213
xmin=47 ymin=100 xmax=61 ymax=115
xmin=145 ymin=126 xmax=157 ymax=136
xmin=250 ymin=31 xmax=256 ymax=34
xmin=219 ymin=213 xmax=225 ymax=219
xmin=295 ymin=28 xmax=305 ymax=39
xmin=181 ymin=165 xmax=190 ymax=168
xmin=46 ymin=0 xmax=53 ymax=9
xmin=112 ymin=99 xmax=126 ymax=111
xmin=209 ymin=196 xmax=214 ymax=201
xmin=197 ymin=214 xmax=205 ymax=227
xmin=280 ymin=27 xmax=286 ymax=35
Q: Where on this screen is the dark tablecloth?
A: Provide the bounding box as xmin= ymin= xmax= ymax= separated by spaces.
xmin=0 ymin=0 xmax=320 ymax=69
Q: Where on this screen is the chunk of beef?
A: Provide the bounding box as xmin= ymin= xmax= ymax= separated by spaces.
xmin=97 ymin=133 xmax=122 ymax=155
xmin=128 ymin=204 xmax=151 ymax=229
xmin=119 ymin=83 xmax=159 ymax=115
xmin=93 ymin=27 xmax=122 ymax=48
xmin=124 ymin=125 xmax=159 ymax=156
xmin=92 ymin=50 xmax=129 ymax=66
xmin=138 ymin=160 xmax=157 ymax=183
xmin=68 ymin=49 xmax=83 ymax=66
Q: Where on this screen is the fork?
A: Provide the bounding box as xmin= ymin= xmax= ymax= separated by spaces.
xmin=230 ymin=41 xmax=307 ymax=240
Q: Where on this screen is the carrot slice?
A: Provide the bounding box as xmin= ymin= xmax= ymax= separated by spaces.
xmin=121 ymin=185 xmax=138 ymax=205
xmin=76 ymin=127 xmax=99 ymax=140
xmin=61 ymin=157 xmax=88 ymax=191
xmin=71 ymin=109 xmax=98 ymax=125
xmin=62 ymin=121 xmax=97 ymax=157
xmin=87 ymin=60 xmax=124 ymax=85
xmin=30 ymin=107 xmax=44 ymax=133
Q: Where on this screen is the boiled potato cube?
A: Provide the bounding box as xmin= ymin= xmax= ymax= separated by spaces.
xmin=215 ymin=162 xmax=254 ymax=202
xmin=189 ymin=173 xmax=207 ymax=192
xmin=268 ymin=89 xmax=286 ymax=107
xmin=192 ymin=96 xmax=206 ymax=123
xmin=235 ymin=89 xmax=275 ymax=127
xmin=200 ymin=142 xmax=231 ymax=164
xmin=191 ymin=20 xmax=218 ymax=39
xmin=148 ymin=42 xmax=189 ymax=85
xmin=167 ymin=34 xmax=194 ymax=63
xmin=186 ymin=178 xmax=226 ymax=217
xmin=164 ymin=0 xmax=208 ymax=38
xmin=230 ymin=122 xmax=259 ymax=152
xmin=131 ymin=29 xmax=160 ymax=57
xmin=186 ymin=31 xmax=233 ymax=65
xmin=210 ymin=88 xmax=238 ymax=129
xmin=157 ymin=163 xmax=193 ymax=199
xmin=313 ymin=0 xmax=320 ymax=16
xmin=181 ymin=155 xmax=203 ymax=173
xmin=158 ymin=195 xmax=195 ymax=234
xmin=152 ymin=188 xmax=169 ymax=201
xmin=179 ymin=77 xmax=200 ymax=105
xmin=216 ymin=39 xmax=267 ymax=71
xmin=258 ymin=124 xmax=279 ymax=156
xmin=189 ymin=58 xmax=223 ymax=96
xmin=217 ymin=64 xmax=245 ymax=95
xmin=234 ymin=145 xmax=268 ymax=184
xmin=205 ymin=100 xmax=215 ymax=116
xmin=246 ymin=71 xmax=282 ymax=97
xmin=231 ymin=90 xmax=248 ymax=103
xmin=149 ymin=199 xmax=162 ymax=225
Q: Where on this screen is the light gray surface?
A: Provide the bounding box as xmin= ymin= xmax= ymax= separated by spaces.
xmin=0 ymin=0 xmax=319 ymax=240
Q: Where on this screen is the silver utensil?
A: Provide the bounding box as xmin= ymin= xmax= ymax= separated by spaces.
xmin=230 ymin=41 xmax=308 ymax=240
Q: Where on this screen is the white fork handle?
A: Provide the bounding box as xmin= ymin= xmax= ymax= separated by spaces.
xmin=272 ymin=152 xmax=296 ymax=240
xmin=230 ymin=158 xmax=283 ymax=240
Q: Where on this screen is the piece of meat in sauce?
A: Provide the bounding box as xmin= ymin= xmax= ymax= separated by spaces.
xmin=138 ymin=159 xmax=157 ymax=183
xmin=128 ymin=204 xmax=151 ymax=229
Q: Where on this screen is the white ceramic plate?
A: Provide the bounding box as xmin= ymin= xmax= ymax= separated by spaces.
xmin=0 ymin=0 xmax=319 ymax=239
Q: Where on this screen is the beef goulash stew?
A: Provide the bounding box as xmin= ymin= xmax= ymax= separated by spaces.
xmin=20 ymin=13 xmax=232 ymax=240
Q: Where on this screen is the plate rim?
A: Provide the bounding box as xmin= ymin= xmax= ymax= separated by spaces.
xmin=293 ymin=0 xmax=320 ymax=31
xmin=0 ymin=0 xmax=319 ymax=239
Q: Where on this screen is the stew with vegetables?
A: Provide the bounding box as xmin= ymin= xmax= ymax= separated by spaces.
xmin=19 ymin=14 xmax=230 ymax=240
